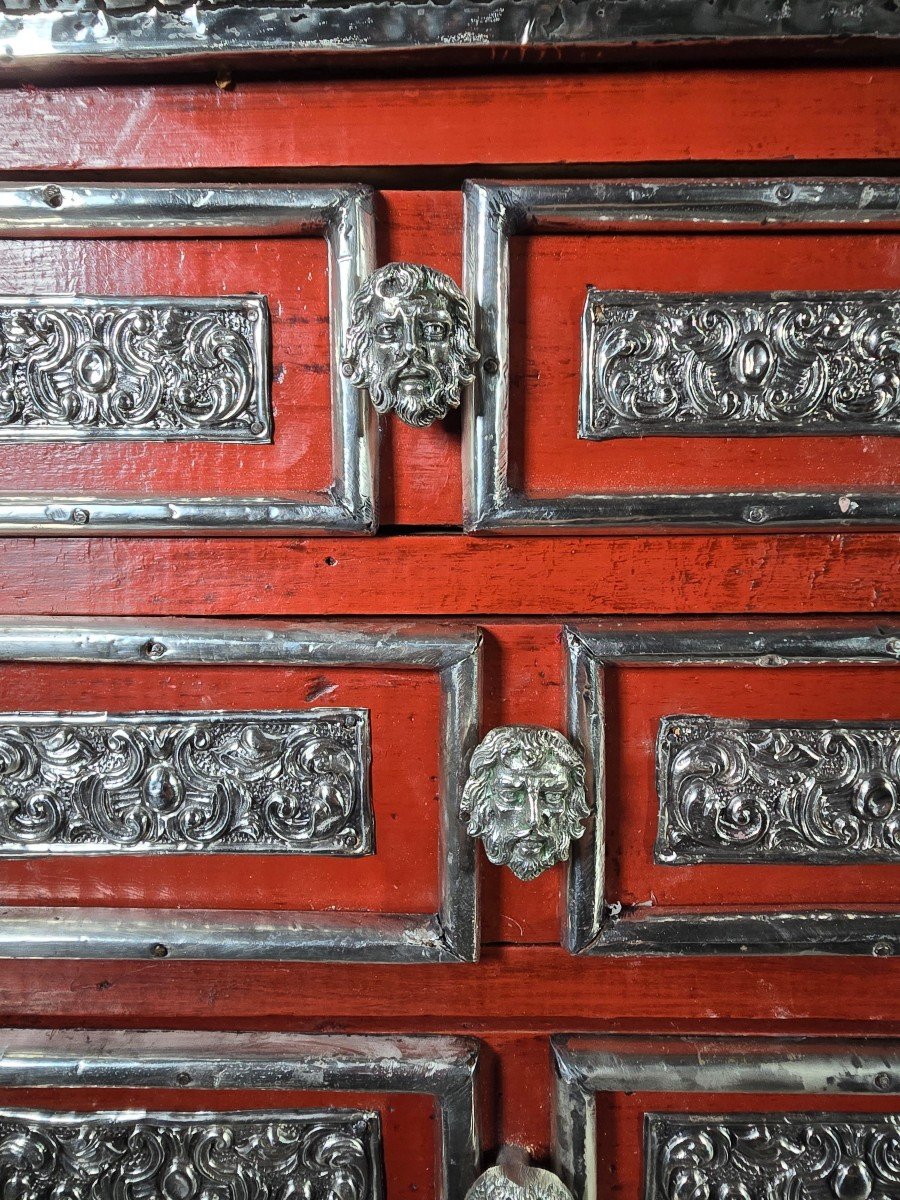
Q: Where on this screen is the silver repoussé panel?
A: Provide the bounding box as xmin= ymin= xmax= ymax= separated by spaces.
xmin=0 ymin=184 xmax=376 ymax=534
xmin=0 ymin=708 xmax=372 ymax=855
xmin=564 ymin=622 xmax=900 ymax=956
xmin=0 ymin=1029 xmax=482 ymax=1200
xmin=463 ymin=179 xmax=900 ymax=532
xmin=644 ymin=1112 xmax=900 ymax=1200
xmin=0 ymin=617 xmax=481 ymax=963
xmin=0 ymin=1109 xmax=382 ymax=1200
xmin=580 ymin=290 xmax=900 ymax=440
xmin=655 ymin=716 xmax=900 ymax=865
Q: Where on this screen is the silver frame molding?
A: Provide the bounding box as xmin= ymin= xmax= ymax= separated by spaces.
xmin=463 ymin=178 xmax=900 ymax=533
xmin=0 ymin=184 xmax=377 ymax=535
xmin=564 ymin=622 xmax=900 ymax=957
xmin=0 ymin=1029 xmax=482 ymax=1200
xmin=0 ymin=617 xmax=481 ymax=963
xmin=551 ymin=1034 xmax=900 ymax=1200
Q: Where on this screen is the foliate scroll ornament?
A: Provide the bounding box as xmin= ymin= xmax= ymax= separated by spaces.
xmin=342 ymin=262 xmax=479 ymax=428
xmin=0 ymin=296 xmax=270 ymax=441
xmin=0 ymin=1109 xmax=381 ymax=1200
xmin=0 ymin=709 xmax=372 ymax=854
xmin=655 ymin=716 xmax=900 ymax=864
xmin=581 ymin=290 xmax=900 ymax=439
xmin=466 ymin=1146 xmax=576 ymax=1200
xmin=645 ymin=1113 xmax=900 ymax=1200
xmin=461 ymin=725 xmax=588 ymax=880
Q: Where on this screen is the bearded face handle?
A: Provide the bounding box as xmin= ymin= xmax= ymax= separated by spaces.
xmin=342 ymin=262 xmax=480 ymax=428
xmin=461 ymin=726 xmax=589 ymax=881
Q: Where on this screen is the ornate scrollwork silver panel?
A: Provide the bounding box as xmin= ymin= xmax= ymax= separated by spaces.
xmin=645 ymin=1113 xmax=900 ymax=1200
xmin=581 ymin=290 xmax=900 ymax=440
xmin=343 ymin=262 xmax=479 ymax=428
xmin=0 ymin=1108 xmax=382 ymax=1200
xmin=0 ymin=709 xmax=372 ymax=855
xmin=467 ymin=1146 xmax=575 ymax=1200
xmin=655 ymin=716 xmax=900 ymax=865
xmin=0 ymin=296 xmax=270 ymax=442
xmin=461 ymin=726 xmax=588 ymax=880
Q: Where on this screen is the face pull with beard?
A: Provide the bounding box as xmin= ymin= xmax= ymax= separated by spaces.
xmin=342 ymin=262 xmax=480 ymax=428
xmin=460 ymin=726 xmax=589 ymax=882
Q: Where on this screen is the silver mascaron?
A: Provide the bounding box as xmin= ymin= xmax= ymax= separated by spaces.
xmin=0 ymin=296 xmax=270 ymax=441
xmin=0 ymin=1109 xmax=381 ymax=1200
xmin=466 ymin=1146 xmax=575 ymax=1200
xmin=343 ymin=262 xmax=479 ymax=428
xmin=0 ymin=709 xmax=372 ymax=854
xmin=645 ymin=1113 xmax=900 ymax=1200
xmin=460 ymin=726 xmax=588 ymax=881
xmin=581 ymin=291 xmax=900 ymax=439
xmin=655 ymin=716 xmax=900 ymax=865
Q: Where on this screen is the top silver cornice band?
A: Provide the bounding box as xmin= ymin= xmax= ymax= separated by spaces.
xmin=0 ymin=1 xmax=895 ymax=76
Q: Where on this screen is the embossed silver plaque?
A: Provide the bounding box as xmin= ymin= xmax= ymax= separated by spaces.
xmin=0 ymin=1108 xmax=382 ymax=1200
xmin=0 ymin=295 xmax=270 ymax=442
xmin=581 ymin=290 xmax=900 ymax=440
xmin=644 ymin=1112 xmax=900 ymax=1200
xmin=656 ymin=716 xmax=900 ymax=865
xmin=0 ymin=709 xmax=372 ymax=855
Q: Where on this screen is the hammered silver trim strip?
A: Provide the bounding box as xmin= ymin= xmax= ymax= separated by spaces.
xmin=463 ymin=178 xmax=900 ymax=532
xmin=0 ymin=1108 xmax=383 ymax=1200
xmin=0 ymin=184 xmax=376 ymax=534
xmin=644 ymin=1112 xmax=900 ymax=1200
xmin=563 ymin=623 xmax=900 ymax=957
xmin=551 ymin=1035 xmax=900 ymax=1200
xmin=655 ymin=716 xmax=900 ymax=865
xmin=0 ymin=1030 xmax=481 ymax=1200
xmin=0 ymin=295 xmax=271 ymax=442
xmin=0 ymin=618 xmax=481 ymax=963
xmin=580 ymin=290 xmax=900 ymax=440
xmin=0 ymin=708 xmax=372 ymax=856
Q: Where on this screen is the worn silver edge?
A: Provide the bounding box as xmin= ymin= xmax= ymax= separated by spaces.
xmin=0 ymin=184 xmax=377 ymax=535
xmin=563 ymin=622 xmax=900 ymax=958
xmin=463 ymin=178 xmax=900 ymax=533
xmin=0 ymin=618 xmax=481 ymax=963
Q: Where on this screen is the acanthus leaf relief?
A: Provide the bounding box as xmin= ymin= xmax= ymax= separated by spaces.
xmin=655 ymin=716 xmax=900 ymax=864
xmin=0 ymin=709 xmax=372 ymax=854
xmin=581 ymin=290 xmax=900 ymax=439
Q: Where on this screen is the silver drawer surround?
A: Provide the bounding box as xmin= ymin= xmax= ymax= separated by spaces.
xmin=656 ymin=716 xmax=900 ymax=866
xmin=580 ymin=290 xmax=900 ymax=440
xmin=0 ymin=184 xmax=376 ymax=534
xmin=0 ymin=1108 xmax=383 ymax=1200
xmin=564 ymin=623 xmax=900 ymax=957
xmin=0 ymin=708 xmax=372 ymax=855
xmin=551 ymin=1034 xmax=900 ymax=1200
xmin=644 ymin=1112 xmax=900 ymax=1200
xmin=0 ymin=1 xmax=895 ymax=76
xmin=0 ymin=1029 xmax=481 ymax=1200
xmin=0 ymin=617 xmax=481 ymax=963
xmin=463 ymin=178 xmax=900 ymax=532
xmin=0 ymin=295 xmax=271 ymax=443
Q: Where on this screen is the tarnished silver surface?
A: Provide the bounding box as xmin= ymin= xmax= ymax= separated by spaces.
xmin=656 ymin=717 xmax=900 ymax=865
xmin=644 ymin=1112 xmax=900 ymax=1200
xmin=0 ymin=709 xmax=372 ymax=855
xmin=0 ymin=0 xmax=896 ymax=76
xmin=0 ymin=1108 xmax=382 ymax=1200
xmin=463 ymin=179 xmax=900 ymax=533
xmin=0 ymin=295 xmax=270 ymax=442
xmin=0 ymin=618 xmax=480 ymax=962
xmin=564 ymin=622 xmax=900 ymax=956
xmin=0 ymin=184 xmax=376 ymax=534
xmin=343 ymin=263 xmax=478 ymax=429
xmin=0 ymin=1030 xmax=481 ymax=1200
xmin=581 ymin=290 xmax=900 ymax=440
xmin=461 ymin=726 xmax=588 ymax=881
xmin=551 ymin=1035 xmax=900 ymax=1200
xmin=466 ymin=1146 xmax=575 ymax=1200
